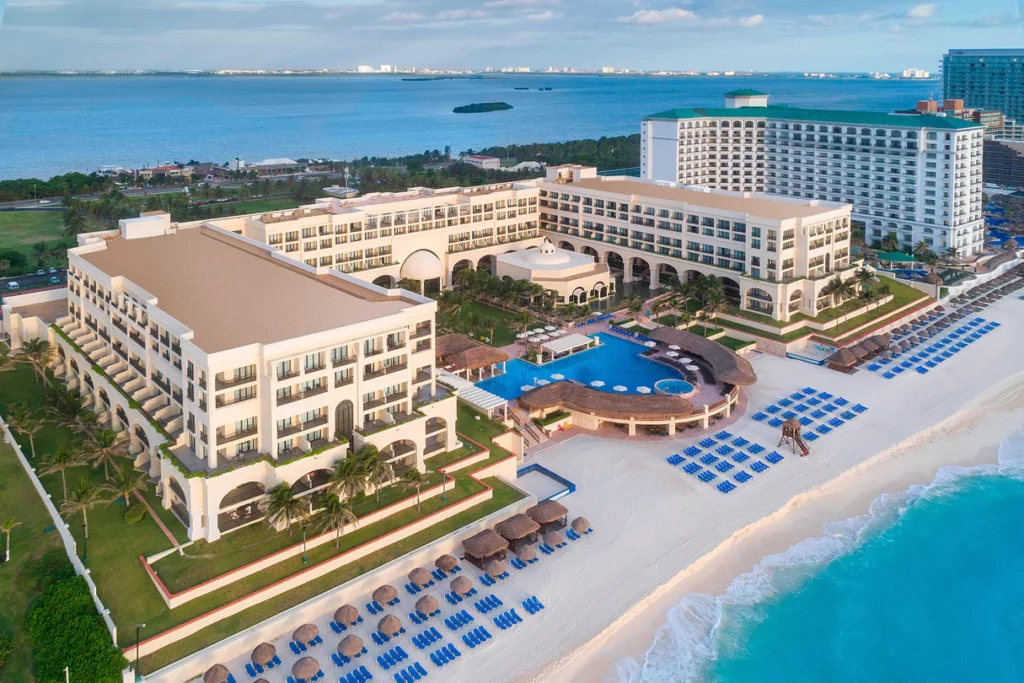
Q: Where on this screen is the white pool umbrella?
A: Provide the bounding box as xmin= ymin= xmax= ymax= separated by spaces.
xmin=637 ymin=386 xmax=651 ymax=394
xmin=613 ymin=385 xmax=627 ymax=392
xmin=668 ymin=345 xmax=681 ymax=350
xmin=679 ymin=358 xmax=692 ymax=364
xmin=551 ymin=373 xmax=564 ymax=380
xmin=528 ymin=337 xmax=540 ymax=343
xmin=537 ymin=334 xmax=550 ymax=341
xmin=532 ymin=328 xmax=545 ymax=334
xmin=591 ymin=380 xmax=605 ymax=387
xmin=545 ymin=326 xmax=557 ymax=331
xmin=686 ymin=364 xmax=699 ymax=371
xmin=516 ymin=333 xmax=527 ymax=339
xmin=666 ymin=351 xmax=679 ymax=357
xmin=644 ymin=341 xmax=657 ymax=348
xmin=537 ymin=379 xmax=550 ymax=386
xmin=520 ymin=385 xmax=534 ymax=392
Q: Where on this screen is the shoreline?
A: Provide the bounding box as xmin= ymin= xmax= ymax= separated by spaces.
xmin=549 ymin=373 xmax=1024 ymax=683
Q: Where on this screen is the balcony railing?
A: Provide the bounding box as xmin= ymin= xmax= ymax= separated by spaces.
xmin=216 ymin=391 xmax=257 ymax=409
xmin=304 ymin=363 xmax=326 ymax=374
xmin=277 ymin=368 xmax=300 ymax=381
xmin=276 ymin=384 xmax=328 ymax=407
xmin=215 ymin=374 xmax=257 ymax=391
xmin=277 ymin=414 xmax=327 ymax=438
xmin=217 ymin=425 xmax=258 ymax=445
xmin=332 ymin=356 xmax=356 ymax=368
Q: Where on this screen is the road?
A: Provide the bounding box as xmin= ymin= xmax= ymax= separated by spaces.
xmin=0 ymin=270 xmax=67 ymax=291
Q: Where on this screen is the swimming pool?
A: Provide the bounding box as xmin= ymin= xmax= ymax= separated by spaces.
xmin=475 ymin=334 xmax=684 ymax=400
xmin=655 ymin=379 xmax=696 ymax=396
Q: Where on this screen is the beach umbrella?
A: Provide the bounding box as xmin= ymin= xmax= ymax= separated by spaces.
xmin=644 ymin=341 xmax=657 ymax=348
xmin=613 ymin=385 xmax=627 ymax=392
xmin=666 ymin=351 xmax=679 ymax=357
xmin=292 ymin=657 xmax=320 ymax=681
xmin=416 ymin=595 xmax=440 ymax=616
xmin=537 ymin=379 xmax=550 ymax=386
xmin=571 ymin=516 xmax=591 ymax=534
xmin=679 ymin=358 xmax=692 ymax=364
xmin=516 ymin=333 xmax=527 ymax=339
xmin=436 ymin=554 xmax=458 ymax=572
xmin=251 ymin=643 xmax=276 ymax=667
xmin=372 ymin=585 xmax=397 ymax=605
xmin=551 ymin=373 xmax=565 ymax=380
xmin=545 ymin=325 xmax=557 ymax=331
xmin=484 ymin=559 xmax=506 ymax=577
xmin=516 ymin=545 xmax=537 ymax=562
xmin=544 ymin=530 xmax=565 ymax=546
xmin=668 ymin=345 xmax=681 ymax=350
xmin=204 ymin=664 xmax=230 ymax=683
xmin=378 ymin=615 xmax=402 ymax=637
xmin=451 ymin=576 xmax=473 ymax=595
xmin=537 ymin=334 xmax=550 ymax=341
xmin=408 ymin=567 xmax=432 ymax=587
xmin=338 ymin=635 xmax=364 ymax=658
xmin=591 ymin=380 xmax=605 ymax=387
xmin=520 ymin=385 xmax=534 ymax=392
xmin=637 ymin=386 xmax=651 ymax=394
xmin=335 ymin=605 xmax=359 ymax=626
xmin=686 ymin=365 xmax=699 ymax=371
xmin=528 ymin=337 xmax=540 ymax=343
xmin=293 ymin=623 xmax=318 ymax=644
xmin=532 ymin=328 xmax=545 ymax=334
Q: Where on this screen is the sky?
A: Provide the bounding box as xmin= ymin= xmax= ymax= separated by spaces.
xmin=0 ymin=0 xmax=1021 ymax=72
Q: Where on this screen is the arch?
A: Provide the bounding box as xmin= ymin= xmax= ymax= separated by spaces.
xmin=604 ymin=251 xmax=625 ymax=274
xmin=569 ymin=286 xmax=588 ymax=304
xmin=115 ymin=405 xmax=128 ymax=426
xmin=70 ymin=358 xmax=79 ymax=374
xmin=452 ymin=259 xmax=474 ymax=276
xmin=745 ymin=287 xmax=774 ymax=316
xmin=84 ymin=374 xmax=95 ymax=391
xmin=335 ymin=400 xmax=354 ymax=445
xmin=590 ymin=282 xmax=609 ymax=299
xmin=98 ymin=387 xmax=110 ymax=408
xmin=682 ymin=269 xmax=703 ymax=284
xmin=290 ymin=468 xmax=333 ymax=496
xmin=477 ymin=254 xmax=497 ymax=275
xmin=218 ymin=481 xmax=267 ymax=510
xmin=580 ymin=246 xmax=599 ymax=262
xmin=788 ymin=289 xmax=803 ymax=302
xmin=557 ymin=241 xmax=576 ymax=252
xmin=630 ymin=257 xmax=652 ymax=284
xmin=372 ymin=275 xmax=395 ymax=288
xmin=720 ymin=277 xmax=741 ymax=304
xmin=425 ymin=416 xmax=447 ymax=433
xmin=168 ymin=478 xmax=187 ymax=504
xmin=400 ymin=249 xmax=443 ymax=281
xmin=57 ymin=346 xmax=66 ymax=360
xmin=658 ymin=263 xmax=679 ymax=287
xmin=133 ymin=424 xmax=150 ymax=448
xmin=380 ymin=439 xmax=417 ymax=474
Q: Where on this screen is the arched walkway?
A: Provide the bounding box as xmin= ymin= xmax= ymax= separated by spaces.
xmin=659 ymin=264 xmax=679 ymax=287
xmin=335 ymin=400 xmax=354 ymax=445
xmin=477 ymin=254 xmax=497 ymax=275
xmin=557 ymin=241 xmax=576 ymax=251
xmin=604 ymin=252 xmax=625 ymax=275
xmin=745 ymin=287 xmax=774 ymax=316
xmin=569 ymin=287 xmax=588 ymax=304
xmin=217 ymin=481 xmax=268 ymax=533
xmin=788 ymin=289 xmax=803 ymax=314
xmin=290 ymin=468 xmax=333 ymax=497
xmin=425 ymin=417 xmax=447 ymax=456
xmin=590 ymin=281 xmax=609 ymax=299
xmin=580 ymin=246 xmax=599 ymax=262
xmin=380 ymin=439 xmax=417 ymax=474
xmin=115 ymin=405 xmax=128 ymax=427
xmin=133 ymin=424 xmax=150 ymax=449
xmin=630 ymin=257 xmax=652 ymax=285
xmin=372 ymin=275 xmax=395 ymax=288
xmin=721 ymin=277 xmax=741 ymax=305
xmin=167 ymin=478 xmax=189 ymax=527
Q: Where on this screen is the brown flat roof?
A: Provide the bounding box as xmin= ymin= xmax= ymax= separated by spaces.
xmin=80 ymin=227 xmax=417 ymax=353
xmin=569 ymin=177 xmax=841 ymax=221
xmin=10 ymin=298 xmax=67 ymax=323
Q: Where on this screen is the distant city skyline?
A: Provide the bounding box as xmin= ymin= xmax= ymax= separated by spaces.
xmin=0 ymin=0 xmax=1020 ymax=72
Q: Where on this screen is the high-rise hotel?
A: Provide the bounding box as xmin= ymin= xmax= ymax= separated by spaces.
xmin=943 ymin=49 xmax=1024 ymax=123
xmin=641 ymin=90 xmax=985 ymax=256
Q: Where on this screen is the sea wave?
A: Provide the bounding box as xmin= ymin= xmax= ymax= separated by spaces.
xmin=615 ymin=429 xmax=1024 ymax=683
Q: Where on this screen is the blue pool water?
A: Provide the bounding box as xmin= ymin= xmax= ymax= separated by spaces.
xmin=618 ymin=432 xmax=1024 ymax=683
xmin=475 ymin=334 xmax=682 ymax=399
xmin=655 ymin=379 xmax=695 ymax=395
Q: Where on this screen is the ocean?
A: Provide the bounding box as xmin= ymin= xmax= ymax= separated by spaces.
xmin=0 ymin=75 xmax=937 ymax=180
xmin=617 ymin=430 xmax=1024 ymax=683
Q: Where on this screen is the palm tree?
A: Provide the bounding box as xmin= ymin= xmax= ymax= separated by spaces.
xmin=6 ymin=403 xmax=42 ymax=459
xmin=60 ymin=477 xmax=104 ymax=547
xmin=696 ymin=311 xmax=711 ymax=337
xmin=825 ymin=275 xmax=855 ymax=311
xmin=264 ymin=482 xmax=306 ymax=536
xmin=855 ymin=268 xmax=877 ymax=297
xmin=62 ymin=208 xmax=86 ymax=237
xmin=39 ymin=445 xmax=85 ymax=500
xmin=945 ymin=245 xmax=960 ymax=263
xmin=400 ymin=468 xmax=429 ymax=512
xmin=453 ymin=267 xmax=477 ymax=291
xmin=360 ymin=447 xmax=394 ymax=503
xmin=479 ymin=315 xmax=500 ymax=344
xmin=703 ymin=290 xmax=726 ymax=331
xmin=626 ymin=295 xmax=643 ymax=316
xmin=512 ymin=310 xmax=533 ymax=339
xmin=319 ymin=494 xmax=358 ymax=549
xmin=1 ymin=516 xmax=21 ymax=563
xmin=329 ymin=456 xmax=368 ymax=501
xmin=678 ymin=311 xmax=694 ymax=330
xmin=44 ymin=387 xmax=96 ymax=433
xmin=913 ymin=240 xmax=933 ymax=263
xmin=20 ymin=338 xmax=54 ymax=384
xmin=650 ymin=298 xmax=668 ymax=325
xmin=83 ymin=429 xmax=129 ymax=480
xmin=880 ymin=233 xmax=900 ymax=252
xmin=101 ymin=462 xmax=147 ymax=508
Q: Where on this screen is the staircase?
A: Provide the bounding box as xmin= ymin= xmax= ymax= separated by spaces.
xmin=511 ymin=408 xmax=549 ymax=450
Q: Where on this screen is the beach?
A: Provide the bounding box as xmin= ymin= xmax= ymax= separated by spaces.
xmin=433 ymin=279 xmax=1024 ymax=683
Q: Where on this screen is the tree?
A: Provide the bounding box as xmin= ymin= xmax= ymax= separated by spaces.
xmin=330 ymin=456 xmax=368 ymax=501
xmin=825 ymin=274 xmax=856 ymax=311
xmin=913 ymin=240 xmax=933 ymax=263
xmin=626 ymin=295 xmax=643 ymax=315
xmin=703 ymin=290 xmax=726 ymax=331
xmin=1 ymin=516 xmax=21 ymax=563
xmin=359 ymin=446 xmax=394 ymax=503
xmin=62 ymin=208 xmax=86 ymax=237
xmin=6 ymin=403 xmax=42 ymax=459
xmin=20 ymin=338 xmax=54 ymax=384
xmin=319 ymin=494 xmax=358 ymax=549
xmin=397 ymin=277 xmax=422 ymax=294
xmin=264 ymin=482 xmax=306 ymax=535
xmin=40 ymin=445 xmax=85 ymax=500
xmin=453 ymin=267 xmax=477 ymax=291
xmin=60 ymin=477 xmax=104 ymax=547
xmin=101 ymin=462 xmax=147 ymax=508
xmin=945 ymin=245 xmax=960 ymax=263
xmin=512 ymin=310 xmax=534 ymax=339
xmin=83 ymin=429 xmax=129 ymax=480
xmin=855 ymin=267 xmax=877 ymax=297
xmin=880 ymin=233 xmax=900 ymax=252
xmin=400 ymin=468 xmax=429 ymax=512
xmin=479 ymin=314 xmax=500 ymax=344
xmin=696 ymin=311 xmax=710 ymax=337
xmin=44 ymin=385 xmax=96 ymax=433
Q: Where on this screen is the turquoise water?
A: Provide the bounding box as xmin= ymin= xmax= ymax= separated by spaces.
xmin=655 ymin=379 xmax=695 ymax=395
xmin=475 ymin=334 xmax=681 ymax=399
xmin=621 ymin=432 xmax=1024 ymax=683
xmin=0 ymin=75 xmax=934 ymax=179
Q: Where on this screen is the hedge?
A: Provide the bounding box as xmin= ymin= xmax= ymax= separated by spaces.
xmin=27 ymin=575 xmax=126 ymax=682
xmin=533 ymin=410 xmax=570 ymax=427
xmin=125 ymin=503 xmax=148 ymax=524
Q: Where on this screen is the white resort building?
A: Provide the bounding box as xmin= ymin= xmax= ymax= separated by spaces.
xmin=51 ymin=213 xmax=457 ymax=542
xmin=538 ymin=164 xmax=857 ymax=322
xmin=640 ymin=90 xmax=986 ymax=256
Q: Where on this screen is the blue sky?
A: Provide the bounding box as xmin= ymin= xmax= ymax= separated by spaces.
xmin=0 ymin=0 xmax=1020 ymax=71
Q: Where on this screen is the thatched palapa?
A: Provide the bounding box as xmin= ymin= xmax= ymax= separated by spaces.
xmin=485 ymin=559 xmax=506 ymax=577
xmin=451 ymin=575 xmax=473 ymax=595
xmin=251 ymin=643 xmax=276 ymax=666
xmin=372 ymin=585 xmax=397 ymax=605
xmin=516 ymin=544 xmax=537 ymax=561
xmin=416 ymin=594 xmax=439 ymax=616
xmin=339 ymin=635 xmax=364 ymax=657
xmin=292 ymin=623 xmax=318 ymax=644
xmin=518 ymin=381 xmax=694 ymax=420
xmin=335 ymin=604 xmax=359 ymax=626
xmin=409 ymin=567 xmax=432 ymax=587
xmin=495 ymin=514 xmax=541 ymax=541
xmin=436 ymin=333 xmax=509 ymax=372
xmin=378 ymin=614 xmax=402 ymax=636
xmin=827 ymin=348 xmax=858 ymax=371
xmin=462 ymin=529 xmax=509 ymax=561
xmin=435 ymin=554 xmax=458 ymax=572
xmin=571 ymin=516 xmax=591 ymax=533
xmin=527 ymin=500 xmax=568 ymax=525
xmin=648 ymin=327 xmax=758 ymax=386
xmin=292 ymin=657 xmax=320 ymax=680
xmin=204 ymin=664 xmax=230 ymax=683
xmin=544 ymin=530 xmax=565 ymax=546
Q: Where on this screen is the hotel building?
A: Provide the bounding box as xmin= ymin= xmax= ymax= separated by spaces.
xmin=641 ymin=90 xmax=986 ymax=256
xmin=538 ymin=165 xmax=856 ymax=322
xmin=192 ymin=181 xmax=543 ymax=295
xmin=943 ymin=49 xmax=1024 ymax=123
xmin=51 ymin=213 xmax=457 ymax=542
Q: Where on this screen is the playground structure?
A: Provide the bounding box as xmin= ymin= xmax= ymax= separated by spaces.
xmin=778 ymin=417 xmax=810 ymax=457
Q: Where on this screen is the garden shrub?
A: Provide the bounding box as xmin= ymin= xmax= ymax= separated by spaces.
xmin=124 ymin=503 xmax=148 ymax=525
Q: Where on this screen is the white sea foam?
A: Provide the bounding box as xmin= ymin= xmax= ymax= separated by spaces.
xmin=616 ymin=429 xmax=1024 ymax=683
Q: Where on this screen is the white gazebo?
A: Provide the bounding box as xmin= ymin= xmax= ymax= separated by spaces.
xmin=538 ymin=333 xmax=597 ymax=363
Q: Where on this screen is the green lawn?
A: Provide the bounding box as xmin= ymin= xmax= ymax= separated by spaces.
xmin=689 ymin=326 xmax=723 ymax=338
xmin=715 ymin=336 xmax=755 ymax=351
xmin=453 ymin=300 xmax=532 ymax=347
xmin=0 ymin=210 xmax=107 ymax=266
xmin=214 ymin=197 xmax=302 ymax=214
xmin=0 ymin=441 xmax=65 ymax=683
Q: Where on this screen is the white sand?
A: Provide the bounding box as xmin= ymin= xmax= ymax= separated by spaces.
xmin=439 ymin=289 xmax=1024 ymax=683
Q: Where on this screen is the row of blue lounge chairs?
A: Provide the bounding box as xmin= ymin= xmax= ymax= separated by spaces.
xmin=287 ymin=670 xmax=325 ymax=683
xmin=460 ymin=626 xmax=493 ymax=649
xmin=330 ymin=615 xmax=365 ymax=633
xmin=870 ymin=320 xmax=1000 ymax=380
xmin=444 ymin=610 xmax=475 ymax=632
xmin=429 ymin=643 xmax=462 ymax=668
xmin=376 ymin=646 xmax=409 ymax=671
xmin=442 ymin=587 xmax=477 ymax=606
xmin=366 ymin=597 xmax=401 ymax=616
xmin=474 ymin=594 xmax=504 ymax=614
xmin=478 ymin=571 xmax=509 ymax=587
xmin=391 ymin=662 xmax=429 ymax=683
xmin=245 ymin=654 xmax=282 ymax=677
xmin=371 ymin=627 xmax=406 ymax=646
xmin=405 ymin=579 xmax=435 ymax=596
xmin=289 ymin=634 xmax=323 ymax=655
xmin=492 ymin=609 xmax=523 ymax=630
xmin=339 ymin=665 xmax=373 ymax=683
xmin=411 ymin=626 xmax=443 ymax=650
xmin=331 ymin=648 xmax=367 ymax=668
xmin=522 ymin=596 xmax=546 ymax=615
xmin=408 ymin=606 xmax=441 ymax=625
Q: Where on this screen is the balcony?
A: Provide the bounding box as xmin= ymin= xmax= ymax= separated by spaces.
xmin=216 ymin=391 xmax=257 ymax=409
xmin=364 ymin=366 xmax=386 ymax=381
xmin=411 ymin=324 xmax=432 ymax=340
xmin=276 ymin=384 xmax=328 ymax=407
xmin=332 ymin=356 xmax=356 ymax=368
xmin=414 ymin=370 xmax=431 ymax=385
xmin=356 ymin=410 xmax=421 ymax=437
xmin=414 ymin=340 xmax=431 ymax=354
xmin=335 ymin=375 xmax=354 ymax=388
xmin=216 ymin=373 xmax=257 ymax=391
xmin=217 ymin=425 xmax=258 ymax=445
xmin=277 ymin=368 xmax=300 ymax=381
xmin=304 ymin=363 xmax=326 ymax=375
xmin=385 ymin=362 xmax=408 ymax=376
xmin=387 ymin=340 xmax=407 ymax=352
xmin=277 ymin=414 xmax=328 ymax=439
xmin=363 ymin=391 xmax=407 ymax=410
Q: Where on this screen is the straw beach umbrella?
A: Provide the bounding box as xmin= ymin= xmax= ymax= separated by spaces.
xmin=292 ymin=657 xmax=320 ymax=681
xmin=416 ymin=594 xmax=440 ymax=616
xmin=251 ymin=643 xmax=276 ymax=667
xmin=409 ymin=567 xmax=432 ymax=588
xmin=571 ymin=516 xmax=591 ymax=534
xmin=545 ymin=530 xmax=565 ymax=546
xmin=378 ymin=615 xmax=402 ymax=637
xmin=204 ymin=665 xmax=230 ymax=683
xmin=516 ymin=544 xmax=537 ymax=562
xmin=435 ymin=554 xmax=458 ymax=572
xmin=339 ymin=634 xmax=364 ymax=658
xmin=293 ymin=624 xmax=318 ymax=644
xmin=485 ymin=559 xmax=506 ymax=577
xmin=373 ymin=585 xmax=397 ymax=605
xmin=451 ymin=575 xmax=472 ymax=595
xmin=335 ymin=604 xmax=359 ymax=626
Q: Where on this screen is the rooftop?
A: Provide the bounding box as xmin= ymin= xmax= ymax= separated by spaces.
xmin=645 ymin=105 xmax=983 ymax=129
xmin=724 ymin=89 xmax=768 ymax=97
xmin=567 ymin=176 xmax=845 ymax=221
xmin=79 ymin=227 xmax=418 ymax=353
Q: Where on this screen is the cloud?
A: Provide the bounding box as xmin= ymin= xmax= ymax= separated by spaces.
xmin=484 ymin=0 xmax=556 ymax=6
xmin=434 ymin=8 xmax=487 ymax=20
xmin=617 ymin=7 xmax=698 ymax=24
xmin=526 ymin=9 xmax=560 ymax=20
xmin=906 ymin=3 xmax=935 ymax=19
xmin=737 ymin=13 xmax=763 ymax=27
xmin=382 ymin=10 xmax=424 ymax=21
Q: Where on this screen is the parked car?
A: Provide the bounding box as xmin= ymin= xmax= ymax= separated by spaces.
xmin=48 ymin=267 xmax=57 ymax=274
xmin=6 ymin=282 xmax=19 ymax=290
xmin=35 ymin=269 xmax=45 ymax=276
xmin=49 ymin=275 xmax=60 ymax=284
